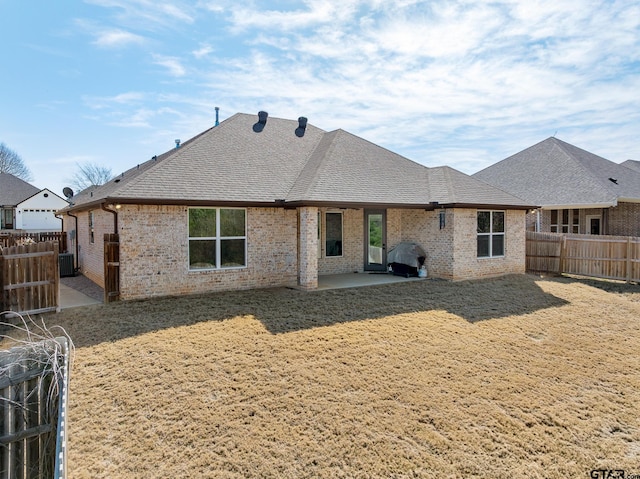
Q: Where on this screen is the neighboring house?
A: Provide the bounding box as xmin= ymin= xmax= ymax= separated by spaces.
xmin=621 ymin=160 xmax=640 ymax=174
xmin=473 ymin=137 xmax=640 ymax=237
xmin=0 ymin=173 xmax=68 ymax=232
xmin=59 ymin=112 xmax=533 ymax=300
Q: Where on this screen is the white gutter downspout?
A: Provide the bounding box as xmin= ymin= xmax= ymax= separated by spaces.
xmin=536 ymin=209 xmax=541 ymax=233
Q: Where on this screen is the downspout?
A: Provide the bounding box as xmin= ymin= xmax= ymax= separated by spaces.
xmin=536 ymin=209 xmax=541 ymax=233
xmin=66 ymin=211 xmax=79 ymax=272
xmin=101 ymin=202 xmax=118 ymax=234
xmin=55 ymin=213 xmax=64 ymax=232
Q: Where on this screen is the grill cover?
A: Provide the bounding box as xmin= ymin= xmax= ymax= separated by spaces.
xmin=387 ymin=242 xmax=426 ymax=268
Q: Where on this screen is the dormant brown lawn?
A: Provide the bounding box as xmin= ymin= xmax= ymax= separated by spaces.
xmin=5 ymin=274 xmax=640 ymax=478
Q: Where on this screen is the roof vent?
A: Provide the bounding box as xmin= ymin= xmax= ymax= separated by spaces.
xmin=253 ymin=111 xmax=268 ymax=133
xmin=215 ymin=106 xmax=220 ymax=126
xmin=295 ymin=116 xmax=308 ymax=138
xmin=175 ymin=139 xmax=181 ymax=149
xmin=609 ymin=177 xmax=618 ymax=184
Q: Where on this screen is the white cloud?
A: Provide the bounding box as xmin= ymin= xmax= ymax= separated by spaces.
xmin=227 ymin=0 xmax=361 ymax=32
xmin=152 ymin=55 xmax=187 ymax=77
xmin=93 ymin=28 xmax=146 ymax=48
xmin=75 ymin=19 xmax=147 ymax=48
xmin=194 ymin=0 xmax=639 ymax=170
xmin=85 ymin=0 xmax=195 ymax=28
xmin=110 ymin=106 xmax=182 ymax=128
xmin=82 ymin=92 xmax=146 ymax=110
xmin=192 ymin=44 xmax=214 ymax=58
xmin=66 ymin=0 xmax=639 ymax=178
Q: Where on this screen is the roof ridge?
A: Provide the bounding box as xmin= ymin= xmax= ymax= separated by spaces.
xmin=551 ymin=138 xmax=622 ymax=199
xmin=285 ymin=129 xmax=338 ymax=201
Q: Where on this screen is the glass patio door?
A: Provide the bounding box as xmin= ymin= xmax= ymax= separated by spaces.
xmin=364 ymin=209 xmax=386 ymax=271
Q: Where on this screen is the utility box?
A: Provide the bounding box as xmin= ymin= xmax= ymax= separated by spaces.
xmin=59 ymin=253 xmax=75 ymax=277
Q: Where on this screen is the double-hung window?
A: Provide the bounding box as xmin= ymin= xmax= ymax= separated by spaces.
xmin=550 ymin=209 xmax=579 ymax=233
xmin=188 ymin=208 xmax=246 ymax=270
xmin=477 ymin=211 xmax=505 ymax=258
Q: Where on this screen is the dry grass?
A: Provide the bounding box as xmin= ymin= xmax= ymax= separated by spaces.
xmin=3 ymin=274 xmax=640 ymax=478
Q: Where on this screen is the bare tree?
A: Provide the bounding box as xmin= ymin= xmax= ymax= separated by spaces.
xmin=68 ymin=162 xmax=113 ymax=192
xmin=0 ymin=142 xmax=33 ymax=181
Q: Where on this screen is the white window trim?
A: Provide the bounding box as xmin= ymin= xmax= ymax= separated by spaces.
xmin=477 ymin=210 xmax=505 ymax=258
xmin=585 ymin=215 xmax=601 ymax=235
xmin=550 ymin=209 xmax=580 ymax=234
xmin=188 ymin=207 xmax=247 ymax=271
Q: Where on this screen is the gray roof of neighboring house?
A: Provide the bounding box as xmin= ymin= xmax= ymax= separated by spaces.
xmin=473 ymin=137 xmax=640 ymax=208
xmin=64 ymin=113 xmax=532 ymax=211
xmin=0 ymin=173 xmax=40 ymax=206
xmin=621 ymin=159 xmax=640 ymax=173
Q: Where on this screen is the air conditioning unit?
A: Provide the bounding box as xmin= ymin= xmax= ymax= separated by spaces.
xmin=59 ymin=253 xmax=75 ymax=277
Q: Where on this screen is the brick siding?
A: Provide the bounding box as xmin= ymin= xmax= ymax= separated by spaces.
xmin=117 ymin=205 xmax=298 ymax=300
xmin=399 ymin=209 xmax=454 ymax=279
xmin=298 ymin=207 xmax=318 ymax=289
xmin=608 ymin=202 xmax=640 ymax=236
xmin=65 ymin=204 xmax=527 ymax=299
xmin=318 ymin=208 xmax=363 ymax=275
xmin=450 ymin=208 xmax=526 ymax=280
xmin=61 ymin=209 xmax=114 ymax=287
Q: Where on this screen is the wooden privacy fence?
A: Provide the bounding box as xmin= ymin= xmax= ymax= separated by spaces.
xmin=0 ymin=234 xmax=67 ymax=255
xmin=0 ymin=337 xmax=70 ymax=479
xmin=526 ymin=231 xmax=640 ymax=282
xmin=104 ymin=234 xmax=120 ymax=303
xmin=0 ymin=242 xmax=59 ymax=315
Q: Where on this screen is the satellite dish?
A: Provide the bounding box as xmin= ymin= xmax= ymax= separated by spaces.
xmin=63 ymin=187 xmax=74 ymax=199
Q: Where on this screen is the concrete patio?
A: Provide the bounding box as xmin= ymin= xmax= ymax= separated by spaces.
xmin=317 ymin=272 xmax=424 ymax=290
xmin=58 ymin=272 xmax=425 ymax=310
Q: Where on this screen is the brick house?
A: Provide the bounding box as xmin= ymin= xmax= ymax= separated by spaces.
xmin=59 ymin=112 xmax=532 ymax=300
xmin=474 ymin=137 xmax=640 ymax=236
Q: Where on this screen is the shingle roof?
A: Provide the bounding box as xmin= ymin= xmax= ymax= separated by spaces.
xmin=64 ymin=112 xmax=531 ymax=211
xmin=621 ymin=160 xmax=640 ymax=173
xmin=0 ymin=173 xmax=40 ymax=206
xmin=473 ymin=137 xmax=640 ymax=208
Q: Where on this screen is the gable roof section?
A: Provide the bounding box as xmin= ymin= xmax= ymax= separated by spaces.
xmin=286 ymin=129 xmax=433 ymax=206
xmin=473 ymin=137 xmax=640 ymax=208
xmin=429 ymin=166 xmax=530 ymax=207
xmin=621 ymin=160 xmax=640 ymax=173
xmin=64 ymin=113 xmax=532 ymax=211
xmin=0 ymin=173 xmax=40 ymax=206
xmin=18 ymin=188 xmax=69 ymax=207
xmin=66 ymin=126 xmax=212 ymax=208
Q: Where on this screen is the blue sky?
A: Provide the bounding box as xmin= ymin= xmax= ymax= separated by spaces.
xmin=2 ymin=0 xmax=639 ymax=197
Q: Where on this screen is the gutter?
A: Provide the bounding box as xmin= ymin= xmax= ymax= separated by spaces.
xmin=66 ymin=197 xmax=538 ymax=213
xmin=616 ymin=197 xmax=640 ymax=204
xmin=540 ymin=201 xmax=617 ymax=210
xmin=101 ymin=202 xmax=118 ymax=234
xmin=54 ymin=213 xmax=64 ymax=234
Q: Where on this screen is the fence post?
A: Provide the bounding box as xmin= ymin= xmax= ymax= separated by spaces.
xmin=559 ymin=235 xmax=567 ymax=274
xmin=626 ymin=236 xmax=633 ymax=283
